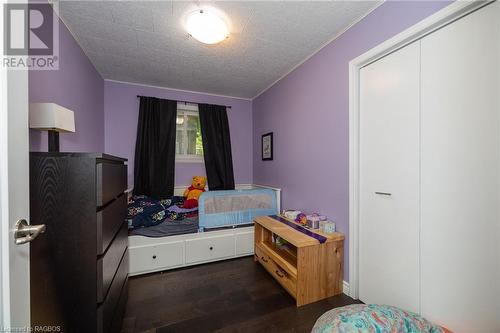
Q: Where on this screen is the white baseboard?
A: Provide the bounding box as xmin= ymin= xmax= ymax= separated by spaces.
xmin=343 ymin=281 xmax=350 ymax=297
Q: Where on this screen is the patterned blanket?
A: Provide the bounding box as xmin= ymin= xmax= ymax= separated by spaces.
xmin=312 ymin=304 xmax=449 ymax=333
xmin=127 ymin=195 xmax=198 ymax=230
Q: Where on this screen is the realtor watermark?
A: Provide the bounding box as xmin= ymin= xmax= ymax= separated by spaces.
xmin=2 ymin=1 xmax=59 ymax=70
xmin=0 ymin=326 xmax=61 ymax=332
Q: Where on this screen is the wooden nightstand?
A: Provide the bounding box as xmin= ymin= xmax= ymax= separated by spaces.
xmin=254 ymin=215 xmax=344 ymax=307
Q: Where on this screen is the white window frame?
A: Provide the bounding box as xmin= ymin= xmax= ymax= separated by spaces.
xmin=176 ymin=102 xmax=204 ymax=164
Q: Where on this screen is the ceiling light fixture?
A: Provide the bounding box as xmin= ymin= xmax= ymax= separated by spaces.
xmin=186 ymin=9 xmax=229 ymax=45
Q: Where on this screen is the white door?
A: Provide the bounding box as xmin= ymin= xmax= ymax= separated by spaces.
xmin=0 ymin=32 xmax=31 ymax=330
xmin=358 ymin=42 xmax=421 ymax=313
xmin=420 ymin=2 xmax=500 ymax=331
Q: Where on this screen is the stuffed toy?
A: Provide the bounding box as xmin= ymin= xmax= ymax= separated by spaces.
xmin=182 ymin=176 xmax=206 ymax=209
xmin=295 ymin=213 xmax=307 ymax=225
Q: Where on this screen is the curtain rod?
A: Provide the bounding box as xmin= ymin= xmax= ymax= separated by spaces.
xmin=136 ymin=95 xmax=232 ymax=109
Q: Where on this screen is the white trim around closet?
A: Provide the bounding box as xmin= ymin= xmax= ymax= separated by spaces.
xmin=347 ymin=0 xmax=491 ymax=299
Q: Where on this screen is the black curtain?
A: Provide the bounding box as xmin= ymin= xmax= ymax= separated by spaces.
xmin=199 ymin=104 xmax=235 ymax=190
xmin=133 ymin=96 xmax=177 ymax=198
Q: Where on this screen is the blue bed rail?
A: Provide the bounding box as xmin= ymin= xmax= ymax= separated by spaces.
xmin=198 ymin=188 xmax=278 ymax=231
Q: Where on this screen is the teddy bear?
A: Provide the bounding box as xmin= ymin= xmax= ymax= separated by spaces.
xmin=182 ymin=175 xmax=206 ymax=209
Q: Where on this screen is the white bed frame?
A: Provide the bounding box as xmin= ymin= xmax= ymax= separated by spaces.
xmin=128 ymin=184 xmax=281 ymax=276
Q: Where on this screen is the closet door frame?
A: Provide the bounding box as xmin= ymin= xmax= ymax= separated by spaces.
xmin=347 ymin=0 xmax=489 ymax=299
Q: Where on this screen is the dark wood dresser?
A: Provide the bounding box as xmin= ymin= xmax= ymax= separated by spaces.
xmin=29 ymin=153 xmax=128 ymax=333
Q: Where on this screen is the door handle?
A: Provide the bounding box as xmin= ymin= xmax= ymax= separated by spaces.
xmin=14 ymin=219 xmax=46 ymax=245
xmin=375 ymin=192 xmax=392 ymax=196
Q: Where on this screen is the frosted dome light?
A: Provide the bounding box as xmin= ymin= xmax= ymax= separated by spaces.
xmin=186 ymin=9 xmax=229 ymax=45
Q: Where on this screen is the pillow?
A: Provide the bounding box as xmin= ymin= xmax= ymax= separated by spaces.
xmin=312 ymin=304 xmax=449 ymax=333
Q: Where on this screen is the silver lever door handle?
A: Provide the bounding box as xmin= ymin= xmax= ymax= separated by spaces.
xmin=14 ymin=219 xmax=46 ymax=245
xmin=375 ymin=192 xmax=392 ymax=196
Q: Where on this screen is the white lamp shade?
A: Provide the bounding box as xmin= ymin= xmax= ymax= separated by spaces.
xmin=29 ymin=103 xmax=75 ymax=133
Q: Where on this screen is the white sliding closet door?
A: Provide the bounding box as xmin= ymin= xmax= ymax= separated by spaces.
xmin=420 ymin=2 xmax=500 ymax=331
xmin=358 ymin=42 xmax=421 ymax=313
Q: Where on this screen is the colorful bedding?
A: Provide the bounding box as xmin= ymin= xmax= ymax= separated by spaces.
xmin=312 ymin=304 xmax=449 ymax=333
xmin=129 ymin=216 xmax=199 ymax=237
xmin=127 ymin=195 xmax=198 ymax=230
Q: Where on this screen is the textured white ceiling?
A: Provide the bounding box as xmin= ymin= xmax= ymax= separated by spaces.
xmin=58 ymin=1 xmax=381 ymax=98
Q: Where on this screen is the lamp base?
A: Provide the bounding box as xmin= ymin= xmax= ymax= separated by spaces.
xmin=48 ymin=130 xmax=59 ymax=152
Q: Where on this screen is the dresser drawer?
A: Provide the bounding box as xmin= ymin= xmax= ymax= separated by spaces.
xmin=109 ymin=278 xmax=128 ymax=333
xmin=97 ymin=223 xmax=128 ymax=303
xmin=97 ymin=194 xmax=127 ymax=255
xmin=97 ymin=250 xmax=128 ymax=333
xmin=96 ymin=162 xmax=127 ymax=207
xmin=185 ymin=234 xmax=235 ymax=264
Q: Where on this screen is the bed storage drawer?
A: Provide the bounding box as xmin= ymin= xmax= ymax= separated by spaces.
xmin=97 ymin=250 xmax=128 ymax=333
xmin=97 ymin=194 xmax=127 ymax=255
xmin=235 ymin=230 xmax=254 ymax=255
xmin=96 ymin=162 xmax=127 ymax=207
xmin=185 ymin=234 xmax=235 ymax=264
xmin=129 ymin=241 xmax=184 ymax=274
xmin=97 ymin=223 xmax=128 ymax=303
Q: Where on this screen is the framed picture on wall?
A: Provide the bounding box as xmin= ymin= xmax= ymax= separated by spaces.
xmin=262 ymin=132 xmax=273 ymax=161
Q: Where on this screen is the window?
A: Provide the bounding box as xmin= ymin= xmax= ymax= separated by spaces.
xmin=176 ymin=103 xmax=203 ymax=163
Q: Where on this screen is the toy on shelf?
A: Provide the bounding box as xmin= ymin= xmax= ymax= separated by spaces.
xmin=320 ymin=220 xmax=336 ymax=234
xmin=282 ymin=209 xmax=335 ymax=232
xmin=182 ymin=176 xmax=206 ymax=209
xmin=306 ymin=213 xmax=327 ymax=229
xmin=282 ymin=210 xmax=301 ymax=220
xmin=295 ymin=213 xmax=307 ymax=225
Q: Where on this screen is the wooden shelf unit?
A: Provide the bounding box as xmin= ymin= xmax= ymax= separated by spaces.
xmin=254 ymin=216 xmax=344 ymax=307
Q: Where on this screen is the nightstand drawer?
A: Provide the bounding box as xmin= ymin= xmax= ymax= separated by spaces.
xmin=255 ymin=244 xmax=297 ymax=298
xmin=267 ymin=256 xmax=297 ymax=298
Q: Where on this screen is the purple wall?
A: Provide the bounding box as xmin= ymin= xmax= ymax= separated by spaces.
xmin=252 ymin=1 xmax=452 ymax=281
xmin=104 ymin=81 xmax=253 ymax=187
xmin=29 ymin=15 xmax=104 ymax=152
xmin=28 ymin=0 xmax=452 ymax=283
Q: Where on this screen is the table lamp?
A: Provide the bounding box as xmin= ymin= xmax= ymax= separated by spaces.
xmin=29 ymin=103 xmax=75 ymax=152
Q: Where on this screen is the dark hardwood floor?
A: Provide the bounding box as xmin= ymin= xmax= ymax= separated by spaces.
xmin=121 ymin=256 xmax=360 ymax=333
